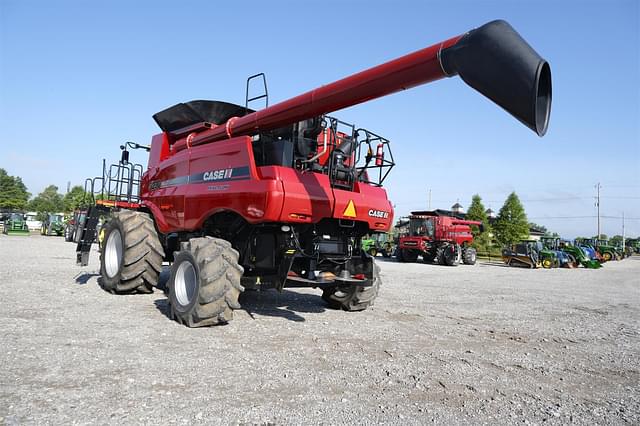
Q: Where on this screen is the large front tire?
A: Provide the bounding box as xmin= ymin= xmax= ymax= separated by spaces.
xmin=443 ymin=244 xmax=460 ymax=266
xmin=98 ymin=210 xmax=164 ymax=293
xmin=322 ymin=263 xmax=381 ymax=311
xmin=168 ymin=237 xmax=244 ymax=327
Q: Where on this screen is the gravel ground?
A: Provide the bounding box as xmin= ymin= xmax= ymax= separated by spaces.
xmin=0 ymin=234 xmax=638 ymax=425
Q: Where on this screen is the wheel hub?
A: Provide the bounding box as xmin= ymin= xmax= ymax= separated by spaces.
xmin=175 ymin=260 xmax=197 ymax=307
xmin=104 ymin=229 xmax=123 ymax=278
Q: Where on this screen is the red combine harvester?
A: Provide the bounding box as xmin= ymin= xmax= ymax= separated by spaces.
xmin=398 ymin=211 xmax=482 ymax=266
xmin=76 ymin=20 xmax=551 ymax=327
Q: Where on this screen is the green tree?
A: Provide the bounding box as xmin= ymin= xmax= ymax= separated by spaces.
xmin=63 ymin=185 xmax=88 ymax=212
xmin=466 ymin=194 xmax=493 ymax=253
xmin=28 ymin=185 xmax=64 ymax=220
xmin=0 ymin=168 xmax=30 ymax=210
xmin=494 ymin=192 xmax=529 ymax=246
xmin=529 ymin=222 xmax=548 ymax=234
xmin=466 ymin=194 xmax=488 ymax=227
xmin=609 ymin=235 xmax=623 ymax=246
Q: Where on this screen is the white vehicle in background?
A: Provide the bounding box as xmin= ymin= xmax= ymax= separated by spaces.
xmin=25 ymin=212 xmax=42 ymax=231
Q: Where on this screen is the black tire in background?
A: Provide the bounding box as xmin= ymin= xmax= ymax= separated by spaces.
xmin=463 ymin=247 xmax=477 ymax=265
xmin=322 ymin=262 xmax=381 ymax=311
xmin=64 ymin=225 xmax=73 ymax=242
xmin=168 ymin=237 xmax=244 ymax=327
xmin=98 ymin=210 xmax=164 ymax=294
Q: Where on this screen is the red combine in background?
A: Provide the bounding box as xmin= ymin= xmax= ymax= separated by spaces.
xmin=75 ymin=20 xmax=551 ymax=327
xmin=398 ymin=211 xmax=482 ymax=266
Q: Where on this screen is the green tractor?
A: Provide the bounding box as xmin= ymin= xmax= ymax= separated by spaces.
xmin=41 ymin=213 xmax=65 ymax=236
xmin=541 ymin=236 xmax=601 ymax=269
xmin=502 ymin=239 xmax=560 ymax=269
xmin=610 ymin=240 xmax=633 ymax=258
xmin=577 ymin=238 xmax=622 ymax=262
xmin=361 ymin=232 xmax=395 ymax=258
xmin=586 ymin=238 xmax=621 ymax=262
xmin=598 ymin=239 xmax=623 ymax=260
xmin=625 ymin=238 xmax=640 ymax=255
xmin=2 ymin=212 xmax=30 ymax=236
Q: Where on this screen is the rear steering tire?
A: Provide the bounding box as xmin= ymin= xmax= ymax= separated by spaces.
xmin=168 ymin=237 xmax=244 ymax=327
xmin=98 ymin=210 xmax=164 ymax=294
xmin=322 ymin=263 xmax=381 ymax=311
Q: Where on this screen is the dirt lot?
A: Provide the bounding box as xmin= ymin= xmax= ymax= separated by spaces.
xmin=0 ymin=234 xmax=638 ymax=425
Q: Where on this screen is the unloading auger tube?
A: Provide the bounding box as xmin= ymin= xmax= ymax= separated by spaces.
xmin=187 ymin=19 xmax=551 ymax=148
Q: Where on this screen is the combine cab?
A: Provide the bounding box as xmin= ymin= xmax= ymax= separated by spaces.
xmin=75 ymin=20 xmax=552 ymax=327
xmin=397 ymin=211 xmax=480 ymax=266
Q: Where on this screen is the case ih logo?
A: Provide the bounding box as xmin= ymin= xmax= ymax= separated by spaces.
xmin=368 ymin=209 xmax=389 ymax=219
xmin=203 ymin=169 xmax=233 ymax=181
xmin=149 ymin=166 xmax=250 ymax=190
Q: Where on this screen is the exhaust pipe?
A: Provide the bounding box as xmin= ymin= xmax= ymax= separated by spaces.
xmin=439 ymin=20 xmax=551 ymax=136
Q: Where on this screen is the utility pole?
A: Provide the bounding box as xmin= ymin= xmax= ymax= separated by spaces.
xmin=595 ymin=182 xmax=601 ymax=238
xmin=622 ymin=211 xmax=625 ymax=252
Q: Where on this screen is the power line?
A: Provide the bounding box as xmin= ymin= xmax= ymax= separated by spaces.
xmin=529 ymin=216 xmax=596 ymax=219
xmin=600 ymin=196 xmax=640 ymax=200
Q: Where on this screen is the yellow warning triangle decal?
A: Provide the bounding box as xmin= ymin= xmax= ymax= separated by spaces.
xmin=343 ymin=200 xmax=357 ymax=218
